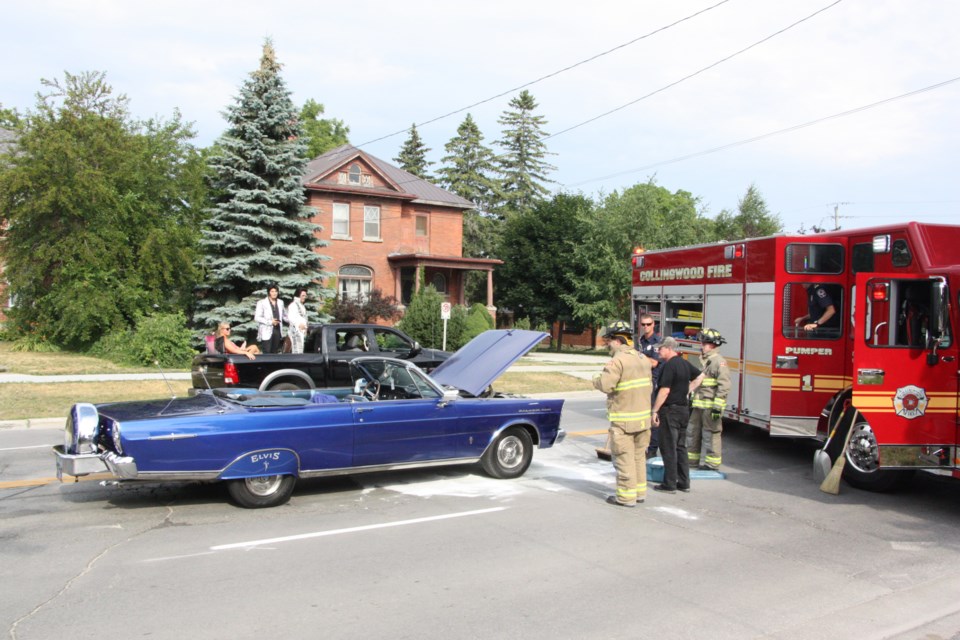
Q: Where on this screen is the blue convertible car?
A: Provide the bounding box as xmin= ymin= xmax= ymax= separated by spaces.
xmin=53 ymin=330 xmax=566 ymax=508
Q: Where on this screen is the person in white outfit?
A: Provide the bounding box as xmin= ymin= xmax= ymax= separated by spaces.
xmin=287 ymin=288 xmax=309 ymax=354
xmin=254 ymin=285 xmax=287 ymax=353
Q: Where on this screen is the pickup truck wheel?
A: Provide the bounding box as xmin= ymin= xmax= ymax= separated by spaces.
xmin=481 ymin=427 xmax=533 ymax=479
xmin=227 ymin=475 xmax=296 ymax=508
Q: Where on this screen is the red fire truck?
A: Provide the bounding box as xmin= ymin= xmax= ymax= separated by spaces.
xmin=631 ymin=222 xmax=960 ymax=490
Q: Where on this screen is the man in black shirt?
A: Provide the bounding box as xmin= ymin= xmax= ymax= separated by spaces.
xmin=651 ymin=337 xmax=702 ymax=493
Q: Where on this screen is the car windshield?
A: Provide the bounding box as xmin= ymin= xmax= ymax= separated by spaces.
xmin=350 ymin=359 xmax=442 ymax=400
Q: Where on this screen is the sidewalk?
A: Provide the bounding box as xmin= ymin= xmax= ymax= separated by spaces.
xmin=0 ymin=372 xmax=191 ymax=383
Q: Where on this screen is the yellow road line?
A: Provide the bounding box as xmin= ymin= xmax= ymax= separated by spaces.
xmin=0 ymin=472 xmax=113 ymax=490
xmin=566 ymin=429 xmax=608 ymax=437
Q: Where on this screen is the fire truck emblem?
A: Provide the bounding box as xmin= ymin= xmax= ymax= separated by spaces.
xmin=893 ymin=385 xmax=928 ymax=420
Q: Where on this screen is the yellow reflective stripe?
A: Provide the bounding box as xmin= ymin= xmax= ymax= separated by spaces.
xmin=712 ymin=399 xmax=727 ymax=409
xmin=636 ymin=482 xmax=647 ymax=491
xmin=617 ymin=487 xmax=638 ymax=498
xmin=705 ymin=455 xmax=722 ymax=465
xmin=701 ymin=378 xmax=719 ymax=387
xmin=688 ymin=452 xmax=701 ymax=461
xmin=615 ymin=377 xmax=651 ymax=391
xmin=691 ymin=399 xmax=713 ymax=409
xmin=608 ymin=410 xmax=652 ymax=421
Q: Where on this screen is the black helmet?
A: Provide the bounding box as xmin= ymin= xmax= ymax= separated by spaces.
xmin=600 ymin=320 xmax=633 ymax=343
xmin=698 ymin=327 xmax=726 ymax=346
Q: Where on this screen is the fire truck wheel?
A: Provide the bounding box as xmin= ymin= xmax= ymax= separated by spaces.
xmin=841 ymin=419 xmax=914 ymax=492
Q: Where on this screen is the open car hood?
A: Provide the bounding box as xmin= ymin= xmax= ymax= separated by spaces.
xmin=429 ymin=329 xmax=548 ymax=397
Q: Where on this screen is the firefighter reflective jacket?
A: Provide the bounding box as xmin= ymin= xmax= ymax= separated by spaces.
xmin=692 ymin=348 xmax=731 ymax=411
xmin=592 ymin=344 xmax=652 ymax=432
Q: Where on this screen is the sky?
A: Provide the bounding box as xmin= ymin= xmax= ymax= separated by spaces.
xmin=4 ymin=0 xmax=958 ymax=234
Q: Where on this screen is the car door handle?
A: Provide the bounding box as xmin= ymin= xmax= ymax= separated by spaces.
xmin=355 ymin=407 xmax=373 ymax=413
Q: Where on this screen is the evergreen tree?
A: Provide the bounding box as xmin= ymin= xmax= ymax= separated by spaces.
xmin=495 ymin=90 xmax=556 ymax=215
xmin=393 ymin=123 xmax=433 ymax=179
xmin=712 ymin=184 xmax=783 ymax=240
xmin=436 ymin=114 xmax=502 ymax=215
xmin=397 ymin=284 xmax=446 ymax=349
xmin=194 ymin=41 xmax=329 ymax=337
xmin=0 ymin=71 xmax=206 ymax=348
xmin=299 ymin=98 xmax=350 ymax=159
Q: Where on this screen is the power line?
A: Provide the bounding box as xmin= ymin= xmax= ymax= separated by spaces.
xmin=353 ymin=0 xmax=733 ymax=148
xmin=567 ymin=75 xmax=960 ymax=187
xmin=546 ymin=0 xmax=845 ymax=141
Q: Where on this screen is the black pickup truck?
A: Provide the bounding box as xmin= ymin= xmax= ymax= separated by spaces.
xmin=191 ymin=324 xmax=450 ymax=392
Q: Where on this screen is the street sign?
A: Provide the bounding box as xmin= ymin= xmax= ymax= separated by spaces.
xmin=440 ymin=302 xmax=452 ymax=320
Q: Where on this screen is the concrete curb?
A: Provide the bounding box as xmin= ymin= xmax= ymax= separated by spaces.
xmin=0 ymin=417 xmax=65 ymax=431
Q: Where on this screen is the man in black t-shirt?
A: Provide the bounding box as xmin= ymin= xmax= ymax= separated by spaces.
xmin=651 ymin=337 xmax=702 ymax=493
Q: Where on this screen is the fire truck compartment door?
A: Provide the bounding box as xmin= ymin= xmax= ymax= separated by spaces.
xmin=851 ymin=272 xmax=958 ymax=469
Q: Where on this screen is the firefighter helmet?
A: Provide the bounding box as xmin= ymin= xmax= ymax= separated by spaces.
xmin=698 ymin=327 xmax=726 ymax=346
xmin=600 ymin=320 xmax=633 ymax=343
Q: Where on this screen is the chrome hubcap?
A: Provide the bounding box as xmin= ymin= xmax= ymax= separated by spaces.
xmin=846 ymin=422 xmax=880 ymax=473
xmin=246 ymin=475 xmax=282 ymax=496
xmin=497 ymin=435 xmax=523 ymax=469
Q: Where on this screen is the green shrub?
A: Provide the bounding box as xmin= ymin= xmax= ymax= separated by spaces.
xmin=91 ymin=312 xmax=195 ymax=369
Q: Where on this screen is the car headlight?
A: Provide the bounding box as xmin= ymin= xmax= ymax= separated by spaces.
xmin=66 ymin=403 xmax=99 ymax=454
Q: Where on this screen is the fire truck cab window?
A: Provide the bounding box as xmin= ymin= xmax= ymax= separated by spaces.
xmin=891 ymin=239 xmax=912 ymax=267
xmin=785 ymin=243 xmax=844 ymax=275
xmin=851 ymin=243 xmax=874 ymax=273
xmin=867 ymin=279 xmax=951 ymax=349
xmin=782 ymin=283 xmax=843 ymax=340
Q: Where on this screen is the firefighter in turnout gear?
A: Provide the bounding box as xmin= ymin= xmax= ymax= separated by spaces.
xmin=688 ymin=328 xmax=731 ymax=471
xmin=593 ymin=321 xmax=653 ymax=507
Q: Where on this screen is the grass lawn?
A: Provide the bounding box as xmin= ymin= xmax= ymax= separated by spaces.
xmin=0 ymin=342 xmax=186 ymax=375
xmin=0 ymin=380 xmax=195 ymax=421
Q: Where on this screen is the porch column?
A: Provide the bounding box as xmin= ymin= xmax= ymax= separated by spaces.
xmin=486 ymin=269 xmax=494 ymax=306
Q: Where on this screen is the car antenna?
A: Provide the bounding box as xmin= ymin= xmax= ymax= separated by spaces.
xmin=193 ymin=359 xmax=229 ymax=413
xmin=154 ymin=360 xmax=179 ymax=416
xmin=154 ymin=360 xmax=176 ymax=399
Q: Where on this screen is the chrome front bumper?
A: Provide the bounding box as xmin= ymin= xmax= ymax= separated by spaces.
xmin=53 ymin=446 xmax=138 ymax=480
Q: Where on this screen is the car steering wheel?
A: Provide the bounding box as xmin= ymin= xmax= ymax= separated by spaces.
xmin=362 ymin=378 xmax=380 ymax=401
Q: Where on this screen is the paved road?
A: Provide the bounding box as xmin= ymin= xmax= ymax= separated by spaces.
xmin=4 ymin=397 xmax=960 ymax=639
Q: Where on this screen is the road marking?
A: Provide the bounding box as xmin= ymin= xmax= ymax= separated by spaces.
xmin=210 ymin=507 xmax=507 ymax=551
xmin=651 ymin=505 xmax=699 ymax=520
xmin=0 ymin=473 xmax=113 ymax=490
xmin=0 ymin=444 xmax=54 ymax=451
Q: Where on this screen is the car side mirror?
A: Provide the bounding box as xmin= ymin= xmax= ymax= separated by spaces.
xmin=439 ymin=388 xmax=460 ymax=407
xmin=405 ymin=341 xmax=422 ymax=358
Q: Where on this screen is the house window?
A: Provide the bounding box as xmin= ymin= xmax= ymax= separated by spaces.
xmin=332 ymin=202 xmax=350 ymax=238
xmin=415 ymin=215 xmax=428 ymax=237
xmin=364 ymin=206 xmax=381 ymax=240
xmin=339 ymin=265 xmax=373 ymax=300
xmin=431 ymin=272 xmax=447 ymax=293
xmin=349 ymin=164 xmax=361 ymax=185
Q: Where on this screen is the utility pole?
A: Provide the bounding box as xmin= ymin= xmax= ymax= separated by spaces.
xmin=830 ymin=202 xmax=850 ymax=230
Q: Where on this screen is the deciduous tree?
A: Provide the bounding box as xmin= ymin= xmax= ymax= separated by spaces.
xmin=299 ymin=98 xmax=350 ymax=159
xmin=0 ymin=71 xmax=206 ymax=348
xmin=712 ymin=183 xmax=782 ymax=240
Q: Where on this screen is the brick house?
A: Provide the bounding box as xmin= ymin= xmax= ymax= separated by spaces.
xmin=303 ymin=145 xmax=501 ymax=318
